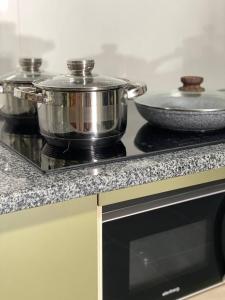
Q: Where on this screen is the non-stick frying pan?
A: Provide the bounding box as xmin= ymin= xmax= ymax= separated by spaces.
xmin=135 ymin=76 xmax=225 ymax=132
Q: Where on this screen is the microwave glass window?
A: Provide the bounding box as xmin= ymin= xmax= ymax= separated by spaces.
xmin=129 ymin=220 xmax=207 ymax=293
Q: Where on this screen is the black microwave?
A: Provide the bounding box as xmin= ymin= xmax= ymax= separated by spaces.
xmin=103 ymin=181 xmax=225 ymax=300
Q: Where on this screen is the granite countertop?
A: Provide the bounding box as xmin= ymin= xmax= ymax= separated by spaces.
xmin=0 ymin=141 xmax=225 ymax=215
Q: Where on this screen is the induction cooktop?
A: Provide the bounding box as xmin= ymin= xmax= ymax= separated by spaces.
xmin=1 ymin=101 xmax=225 ymax=173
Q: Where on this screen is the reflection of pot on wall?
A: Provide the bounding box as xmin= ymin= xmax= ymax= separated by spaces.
xmin=0 ymin=122 xmax=43 ymax=163
xmin=0 ymin=58 xmax=51 ymax=125
xmin=41 ymin=141 xmax=126 ymax=171
xmin=15 ymin=59 xmax=147 ymax=149
xmin=0 ymin=93 xmax=6 ymax=112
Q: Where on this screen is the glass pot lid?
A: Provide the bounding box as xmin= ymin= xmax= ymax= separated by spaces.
xmin=33 ymin=59 xmax=128 ymax=91
xmin=135 ymin=76 xmax=225 ymax=112
xmin=0 ymin=58 xmax=49 ymax=85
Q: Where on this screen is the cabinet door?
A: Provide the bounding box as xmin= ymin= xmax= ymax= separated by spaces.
xmin=0 ymin=195 xmax=98 ymax=300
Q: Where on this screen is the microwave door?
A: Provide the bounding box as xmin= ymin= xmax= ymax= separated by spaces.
xmin=103 ymin=193 xmax=225 ymax=300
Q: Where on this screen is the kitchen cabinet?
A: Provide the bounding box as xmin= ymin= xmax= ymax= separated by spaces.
xmin=0 ymin=169 xmax=224 ymax=300
xmin=0 ymin=195 xmax=99 ymax=300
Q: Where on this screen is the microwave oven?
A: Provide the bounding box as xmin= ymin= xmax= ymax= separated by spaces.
xmin=102 ymin=181 xmax=225 ymax=300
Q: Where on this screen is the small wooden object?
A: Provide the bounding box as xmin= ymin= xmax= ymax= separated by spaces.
xmin=179 ymin=76 xmax=205 ymax=92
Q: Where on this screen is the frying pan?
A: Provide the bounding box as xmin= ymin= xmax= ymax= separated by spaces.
xmin=135 ymin=76 xmax=225 ymax=132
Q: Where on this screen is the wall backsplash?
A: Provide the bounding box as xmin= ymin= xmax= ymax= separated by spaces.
xmin=1 ymin=0 xmax=225 ymax=90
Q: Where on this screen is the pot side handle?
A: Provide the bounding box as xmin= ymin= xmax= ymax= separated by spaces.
xmin=14 ymin=86 xmax=44 ymax=102
xmin=122 ymin=79 xmax=147 ymax=99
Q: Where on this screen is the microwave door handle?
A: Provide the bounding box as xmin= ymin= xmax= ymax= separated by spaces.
xmin=214 ymin=203 xmax=225 ymax=277
xmin=221 ymin=217 xmax=225 ymax=268
xmin=218 ymin=200 xmax=225 ymax=265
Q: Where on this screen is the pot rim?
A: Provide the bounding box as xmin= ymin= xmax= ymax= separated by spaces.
xmin=32 ymin=75 xmax=128 ymax=92
xmin=135 ymin=90 xmax=225 ymax=113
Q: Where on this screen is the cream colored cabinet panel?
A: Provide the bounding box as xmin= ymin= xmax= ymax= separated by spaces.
xmin=191 ymin=284 xmax=225 ymax=299
xmin=0 ymin=195 xmax=98 ymax=300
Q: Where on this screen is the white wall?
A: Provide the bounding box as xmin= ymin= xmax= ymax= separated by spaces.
xmin=0 ymin=0 xmax=19 ymax=75
xmin=1 ymin=0 xmax=225 ymax=90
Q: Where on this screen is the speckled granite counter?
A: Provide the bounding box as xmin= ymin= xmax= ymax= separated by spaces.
xmin=0 ymin=141 xmax=225 ymax=215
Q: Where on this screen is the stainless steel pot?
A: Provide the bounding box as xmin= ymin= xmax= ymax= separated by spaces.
xmin=15 ymin=59 xmax=147 ymax=148
xmin=135 ymin=76 xmax=225 ymax=132
xmin=0 ymin=58 xmax=49 ymax=125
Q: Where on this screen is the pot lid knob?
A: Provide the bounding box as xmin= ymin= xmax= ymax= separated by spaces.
xmin=67 ymin=59 xmax=95 ymax=76
xmin=179 ymin=76 xmax=205 ymax=92
xmin=19 ymin=58 xmax=42 ymax=72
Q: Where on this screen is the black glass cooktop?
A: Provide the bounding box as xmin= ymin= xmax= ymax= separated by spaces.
xmin=1 ymin=101 xmax=225 ymax=173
